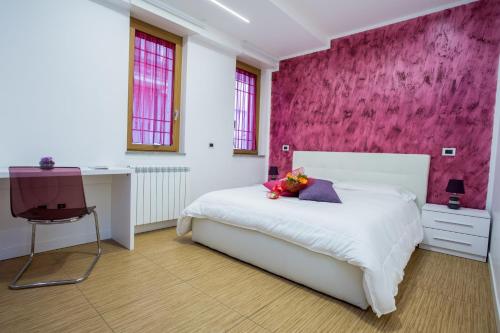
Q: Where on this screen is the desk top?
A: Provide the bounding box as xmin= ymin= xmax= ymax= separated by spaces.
xmin=0 ymin=167 xmax=132 ymax=179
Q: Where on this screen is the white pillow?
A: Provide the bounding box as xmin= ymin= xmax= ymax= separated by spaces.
xmin=334 ymin=181 xmax=417 ymax=202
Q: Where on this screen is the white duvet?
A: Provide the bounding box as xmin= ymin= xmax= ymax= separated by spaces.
xmin=177 ymin=184 xmax=422 ymax=316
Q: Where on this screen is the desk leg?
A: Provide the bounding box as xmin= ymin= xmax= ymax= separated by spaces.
xmin=110 ymin=174 xmax=134 ymax=250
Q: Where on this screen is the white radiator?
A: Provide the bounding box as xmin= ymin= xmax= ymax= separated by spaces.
xmin=131 ymin=166 xmax=190 ymax=227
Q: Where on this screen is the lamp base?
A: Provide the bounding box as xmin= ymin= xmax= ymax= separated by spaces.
xmin=447 ymin=195 xmax=461 ymax=210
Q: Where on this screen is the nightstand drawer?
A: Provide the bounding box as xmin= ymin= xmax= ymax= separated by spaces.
xmin=422 ymin=227 xmax=488 ymax=256
xmin=422 ymin=210 xmax=490 ymax=237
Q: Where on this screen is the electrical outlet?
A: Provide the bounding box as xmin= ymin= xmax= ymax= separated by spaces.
xmin=282 ymin=145 xmax=290 ymax=152
xmin=442 ymin=148 xmax=456 ymax=156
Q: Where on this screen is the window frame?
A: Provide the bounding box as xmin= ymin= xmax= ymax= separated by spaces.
xmin=127 ymin=18 xmax=183 ymax=152
xmin=233 ymin=60 xmax=261 ymax=155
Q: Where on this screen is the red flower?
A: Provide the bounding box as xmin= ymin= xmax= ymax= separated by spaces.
xmin=271 ymin=184 xmax=283 ymax=194
xmin=266 ymin=167 xmax=309 ymax=200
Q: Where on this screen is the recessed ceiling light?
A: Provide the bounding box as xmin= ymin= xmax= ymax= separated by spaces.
xmin=207 ymin=0 xmax=250 ymax=23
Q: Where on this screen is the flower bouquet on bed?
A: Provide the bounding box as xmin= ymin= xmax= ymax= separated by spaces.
xmin=267 ymin=167 xmax=309 ymax=199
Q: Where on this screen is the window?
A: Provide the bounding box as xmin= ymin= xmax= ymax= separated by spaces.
xmin=127 ymin=18 xmax=182 ymax=152
xmin=233 ymin=61 xmax=260 ymax=155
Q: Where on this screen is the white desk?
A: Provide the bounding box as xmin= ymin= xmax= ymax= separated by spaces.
xmin=0 ymin=167 xmax=134 ymax=260
xmin=0 ymin=166 xmax=132 ymax=178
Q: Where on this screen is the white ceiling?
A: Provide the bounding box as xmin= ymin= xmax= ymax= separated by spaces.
xmin=155 ymin=0 xmax=474 ymax=60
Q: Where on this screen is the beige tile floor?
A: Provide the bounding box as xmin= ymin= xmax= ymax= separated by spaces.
xmin=0 ymin=227 xmax=495 ymax=332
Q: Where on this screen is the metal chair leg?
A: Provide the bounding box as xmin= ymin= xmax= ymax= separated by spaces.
xmin=9 ymin=209 xmax=102 ymax=290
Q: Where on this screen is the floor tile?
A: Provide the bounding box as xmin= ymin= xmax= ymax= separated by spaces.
xmin=0 ymin=284 xmax=99 ymax=333
xmin=135 ymin=228 xmax=194 ymax=255
xmin=144 ymin=243 xmax=236 ymax=281
xmin=190 ymin=260 xmax=294 ymax=317
xmin=101 ymin=282 xmax=243 ymax=333
xmin=227 ymin=318 xmax=270 ymax=333
xmin=251 ymin=285 xmax=365 ymax=332
xmin=62 ymin=252 xmax=182 ymax=313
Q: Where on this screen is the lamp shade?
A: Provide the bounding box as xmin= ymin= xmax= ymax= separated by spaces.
xmin=268 ymin=166 xmax=279 ymax=176
xmin=446 ymin=179 xmax=465 ymax=194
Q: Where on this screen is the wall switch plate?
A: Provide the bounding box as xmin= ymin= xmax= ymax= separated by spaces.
xmin=209 ymin=143 xmax=214 ymax=148
xmin=282 ymin=145 xmax=290 ymax=152
xmin=442 ymin=147 xmax=456 ymax=156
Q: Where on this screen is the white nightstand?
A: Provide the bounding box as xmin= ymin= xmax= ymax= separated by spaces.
xmin=420 ymin=203 xmax=491 ymax=262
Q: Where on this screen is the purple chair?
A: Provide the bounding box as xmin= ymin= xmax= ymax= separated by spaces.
xmin=8 ymin=167 xmax=101 ymax=289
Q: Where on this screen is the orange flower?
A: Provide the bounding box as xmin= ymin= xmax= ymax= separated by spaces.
xmin=298 ymin=177 xmax=308 ymax=184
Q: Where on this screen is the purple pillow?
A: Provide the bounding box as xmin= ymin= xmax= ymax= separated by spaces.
xmin=298 ymin=179 xmax=342 ymax=203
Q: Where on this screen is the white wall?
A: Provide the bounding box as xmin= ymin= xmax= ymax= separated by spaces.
xmin=0 ymin=0 xmax=269 ymax=257
xmin=0 ymin=0 xmax=129 ymax=167
xmin=489 ymin=55 xmax=500 ymax=329
xmin=0 ymin=0 xmax=269 ymax=197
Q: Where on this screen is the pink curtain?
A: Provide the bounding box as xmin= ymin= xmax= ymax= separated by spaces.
xmin=234 ymin=68 xmax=257 ymax=150
xmin=132 ymin=30 xmax=175 ymax=146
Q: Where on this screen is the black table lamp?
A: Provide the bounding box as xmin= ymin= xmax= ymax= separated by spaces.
xmin=446 ymin=179 xmax=465 ymax=209
xmin=268 ymin=166 xmax=279 ymax=180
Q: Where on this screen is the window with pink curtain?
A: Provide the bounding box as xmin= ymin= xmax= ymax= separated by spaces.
xmin=132 ymin=30 xmax=175 ymax=146
xmin=234 ymin=68 xmax=257 ymax=151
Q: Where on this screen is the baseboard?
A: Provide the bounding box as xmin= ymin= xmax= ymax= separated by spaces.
xmin=419 ymin=244 xmax=486 ymax=262
xmin=135 ymin=220 xmax=177 ymax=234
xmin=488 ymin=252 xmax=500 ymax=333
xmin=0 ymin=219 xmax=176 ymax=260
xmin=0 ymin=231 xmax=110 ymax=261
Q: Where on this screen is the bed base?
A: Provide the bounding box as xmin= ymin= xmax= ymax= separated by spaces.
xmin=192 ymin=218 xmax=369 ymax=310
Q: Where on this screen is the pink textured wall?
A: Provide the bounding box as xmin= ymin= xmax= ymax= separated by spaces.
xmin=270 ymin=0 xmax=500 ymax=209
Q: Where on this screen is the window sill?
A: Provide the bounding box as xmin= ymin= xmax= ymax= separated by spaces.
xmin=126 ymin=150 xmax=186 ymax=156
xmin=233 ymin=154 xmax=266 ymax=158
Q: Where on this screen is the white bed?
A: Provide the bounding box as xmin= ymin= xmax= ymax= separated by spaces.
xmin=177 ymin=152 xmax=430 ymax=316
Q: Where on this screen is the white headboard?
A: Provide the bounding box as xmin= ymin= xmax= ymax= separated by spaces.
xmin=293 ymin=151 xmax=431 ymax=207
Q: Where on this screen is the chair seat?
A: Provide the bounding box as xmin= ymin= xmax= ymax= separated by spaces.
xmin=18 ymin=207 xmax=91 ymax=221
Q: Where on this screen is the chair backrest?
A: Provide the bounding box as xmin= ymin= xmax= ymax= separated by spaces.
xmin=9 ymin=167 xmax=87 ymax=220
